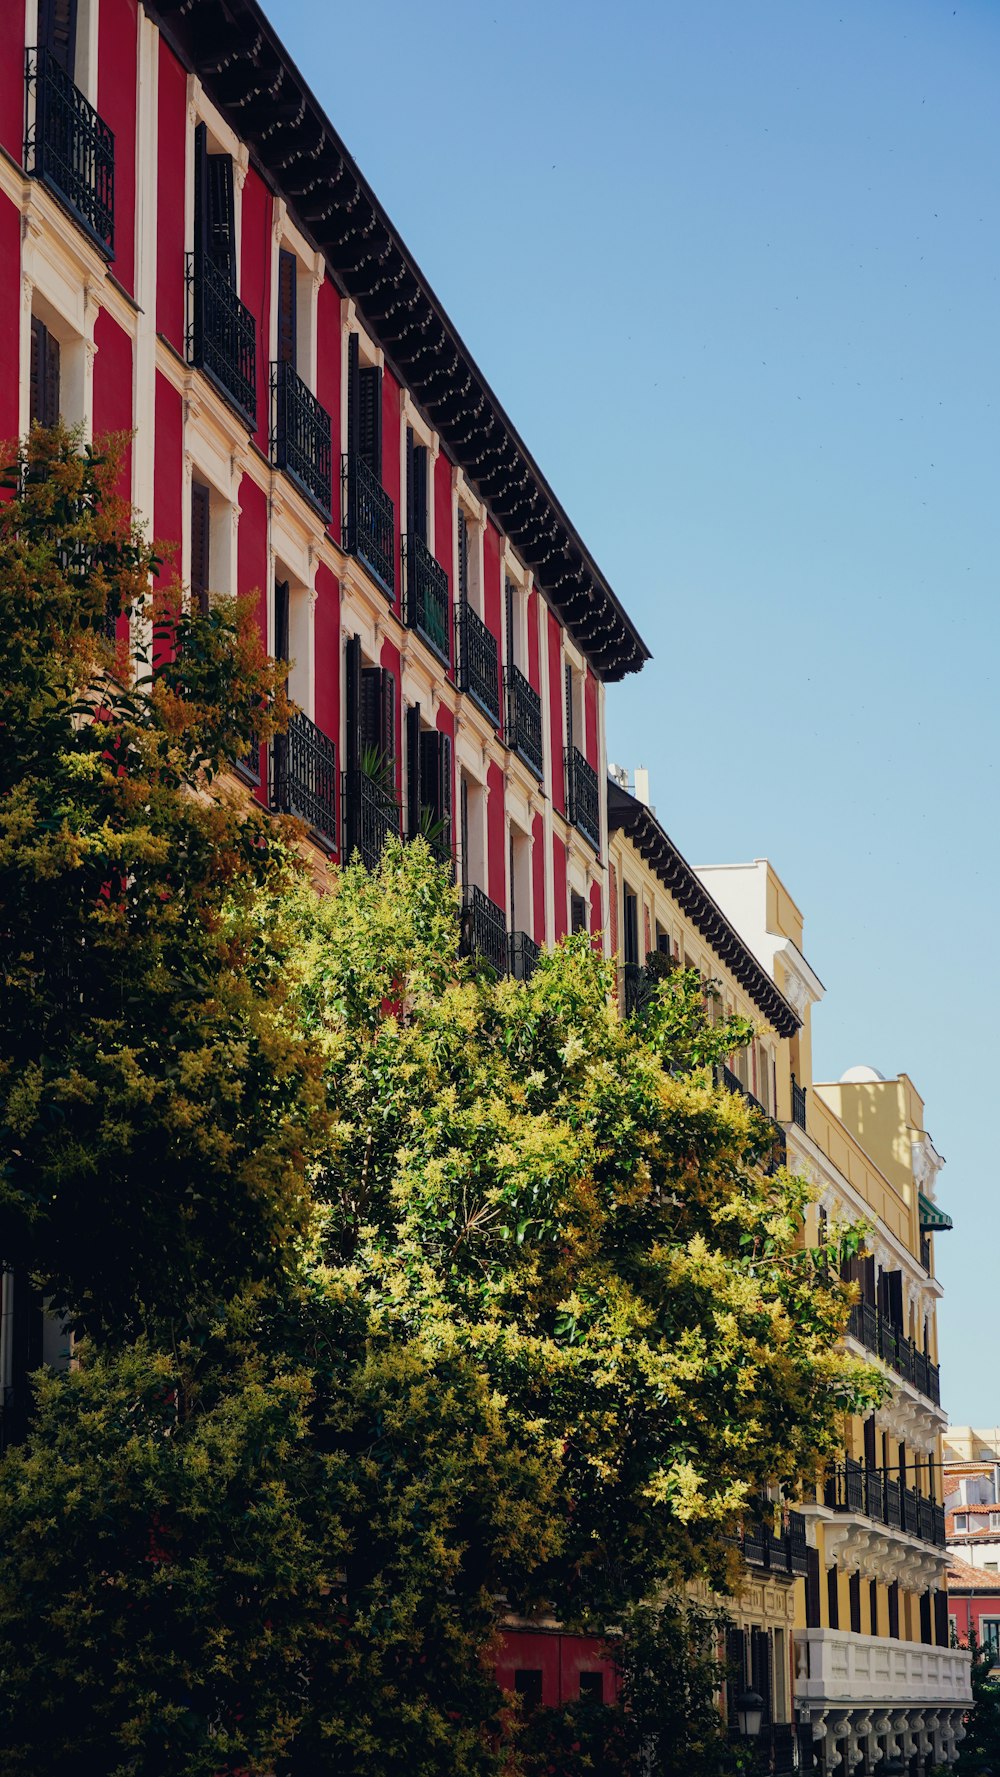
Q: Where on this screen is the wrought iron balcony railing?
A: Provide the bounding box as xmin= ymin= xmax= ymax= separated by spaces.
xmin=456 ymin=603 xmax=500 ymax=726
xmin=460 ymin=884 xmax=508 ymax=977
xmin=25 ymin=47 xmax=115 ymax=256
xmin=271 ymin=361 xmax=332 ymax=518
xmin=565 ymin=746 xmax=600 ymax=851
xmin=509 ymin=930 xmax=540 ymax=982
xmin=846 ymin=1301 xmax=941 ymax=1406
xmin=342 ymin=453 xmax=395 ymax=597
xmin=791 ymin=1076 xmax=807 ymax=1130
xmin=403 ymin=535 xmax=450 ymax=665
xmin=504 ymin=666 xmax=543 ymax=779
xmin=186 ymin=252 xmax=257 ymax=428
xmin=717 ymin=1062 xmax=786 ymax=1173
xmin=343 ymin=766 xmax=400 ymax=871
xmin=824 ymin=1459 xmax=945 ymax=1547
xmin=270 ymin=711 xmax=337 ymax=849
xmin=737 ymin=1502 xmax=810 ymax=1577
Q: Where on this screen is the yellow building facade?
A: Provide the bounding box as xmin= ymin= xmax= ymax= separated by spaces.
xmin=608 ymin=770 xmax=970 ymax=1773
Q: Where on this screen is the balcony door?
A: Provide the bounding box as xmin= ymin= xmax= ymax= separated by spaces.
xmin=39 ymin=0 xmax=77 ymax=71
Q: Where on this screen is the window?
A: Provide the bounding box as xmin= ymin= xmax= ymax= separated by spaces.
xmin=404 ymin=704 xmax=452 ymax=860
xmin=456 ymin=506 xmax=482 ymax=614
xmin=564 ymin=659 xmax=584 ymax=756
xmin=955 ymin=1514 xmax=968 ymax=1530
xmin=570 ymin=892 xmax=587 ymax=936
xmin=459 ymin=772 xmax=486 ymax=894
xmin=514 ymin=1670 xmax=542 ymax=1711
xmin=29 ymin=315 xmax=60 ymax=427
xmin=623 ymin=888 xmax=639 ymax=967
xmin=509 ymin=824 xmax=532 ymax=936
xmin=983 ymin=1620 xmax=1000 ymax=1654
xmin=985 ymin=1562 xmax=998 ymax=1573
xmin=579 ymin=1672 xmax=604 ymax=1702
xmin=505 ymin=574 xmax=525 ymax=672
xmin=405 ymin=427 xmax=429 ymax=545
xmin=277 ymin=249 xmax=297 ymax=368
xmin=347 ymin=333 xmax=382 ymax=480
xmin=190 ymin=481 xmax=210 ymax=614
xmin=194 ymin=123 xmax=236 ymax=288
xmin=39 ymin=0 xmax=78 ymax=72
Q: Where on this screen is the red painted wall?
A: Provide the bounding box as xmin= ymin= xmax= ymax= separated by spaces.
xmin=949 ymin=1587 xmax=1000 ymax=1645
xmin=589 ymin=880 xmax=603 ymax=947
xmin=156 ymin=39 xmax=187 ymax=351
xmin=551 ymin=834 xmax=567 ymax=941
xmin=0 ymin=1 xmax=26 ymax=163
xmin=98 ymin=0 xmax=138 ymax=293
xmin=547 ymin=610 xmax=565 ymax=815
xmin=92 ymin=308 xmax=133 ymax=504
xmin=0 ymin=198 xmax=21 ymax=441
xmin=486 ymin=760 xmax=505 ymax=909
xmin=532 ymin=811 xmax=545 ymax=945
xmin=584 ymin=667 xmax=599 ymax=773
xmin=240 ymin=170 xmax=271 ymax=452
xmin=496 ymin=1631 xmax=619 ymax=1708
xmin=381 ymin=365 xmax=401 ymax=605
xmin=316 ymin=280 xmax=341 ymax=542
xmin=527 ymin=587 xmax=541 ymax=692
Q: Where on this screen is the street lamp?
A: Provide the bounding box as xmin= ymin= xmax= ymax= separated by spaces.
xmin=735 ymin=1688 xmax=765 ymax=1739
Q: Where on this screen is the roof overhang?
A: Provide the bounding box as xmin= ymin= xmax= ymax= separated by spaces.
xmin=607 ymin=781 xmax=801 ymax=1037
xmin=145 ymin=0 xmax=651 ymax=684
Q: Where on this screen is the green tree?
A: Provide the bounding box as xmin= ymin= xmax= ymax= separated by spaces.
xmin=0 ymin=426 xmax=323 ymax=1341
xmin=954 ymin=1631 xmax=999 ymax=1777
xmin=0 ymin=436 xmax=884 ymax=1774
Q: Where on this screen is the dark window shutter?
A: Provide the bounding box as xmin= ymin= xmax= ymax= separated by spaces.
xmin=514 ymin=1670 xmax=542 ymax=1712
xmin=849 ymin=1572 xmax=862 ymax=1634
xmin=864 ymin=1415 xmax=877 ymax=1469
xmin=39 ymin=0 xmax=77 ymax=71
xmin=360 ymin=666 xmax=382 ymax=761
xmin=725 ymin=1628 xmax=746 ymax=1726
xmin=405 ymin=427 xmax=415 ymax=538
xmin=888 ymin=1581 xmax=900 ymax=1639
xmin=751 ymin=1628 xmax=773 ymax=1727
xmin=827 ymin=1563 xmax=839 ymax=1630
xmin=345 ymin=635 xmax=362 ymax=774
xmin=30 ymin=317 xmax=60 ymax=427
xmin=274 ymin=581 xmax=290 ymax=683
xmin=505 ymin=577 xmax=516 ymax=668
xmin=379 ymin=669 xmax=395 ymax=774
xmin=277 ymin=250 xmax=297 ymax=367
xmin=898 ymin=1441 xmax=907 ymax=1487
xmin=206 ymin=152 xmax=236 ymax=286
xmin=934 ymin=1589 xmax=950 ymax=1647
xmin=347 ymin=331 xmax=360 ymax=458
xmin=919 ymin=1590 xmax=933 ymax=1645
xmin=564 ymin=662 xmax=574 ymax=753
xmin=358 ymin=367 xmax=382 ymax=478
xmin=623 ymin=890 xmax=639 ymax=966
xmin=805 ymin=1548 xmax=821 ymax=1626
xmin=863 ymin=1254 xmax=876 ymax=1306
xmin=439 ymin=734 xmax=452 ymax=845
xmin=460 ymin=774 xmax=469 ymax=882
xmin=191 ymin=482 xmax=211 ymax=614
xmin=406 ymin=703 xmax=421 ymax=838
xmin=457 ymin=509 xmax=469 ymax=602
xmin=193 ymin=122 xmax=209 ymax=263
xmin=412 ymin=442 xmax=428 ymax=543
xmin=871 ymin=1579 xmax=880 ymax=1635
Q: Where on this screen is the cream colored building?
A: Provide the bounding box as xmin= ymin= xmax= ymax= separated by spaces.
xmin=697 ymin=858 xmax=971 ymax=1774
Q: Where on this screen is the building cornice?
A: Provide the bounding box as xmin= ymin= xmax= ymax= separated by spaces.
xmin=607 ymin=781 xmax=800 ymax=1037
xmin=144 ymin=0 xmax=651 ymax=684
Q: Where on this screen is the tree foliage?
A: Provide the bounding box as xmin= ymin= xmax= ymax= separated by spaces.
xmin=0 ymin=431 xmax=884 ymax=1775
xmin=0 ymin=426 xmax=323 ymax=1339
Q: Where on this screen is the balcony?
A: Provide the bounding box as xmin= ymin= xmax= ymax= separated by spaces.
xmin=717 ymin=1063 xmax=787 ymax=1172
xmin=504 ymin=666 xmax=543 ymax=779
xmin=456 ymin=604 xmax=500 ymax=726
xmin=460 ymin=884 xmax=508 ymax=977
xmin=186 ymin=252 xmax=256 ymax=429
xmin=565 ymin=746 xmax=600 ymax=852
xmin=271 ymin=361 xmax=332 ymax=518
xmin=342 ymin=766 xmax=400 ymax=871
xmin=25 ymin=47 xmax=115 ymax=257
xmin=846 ymin=1302 xmax=941 ymax=1406
xmin=403 ymin=535 xmax=450 ymax=665
xmin=791 ymin=1075 xmax=807 ymax=1130
xmin=342 ymin=453 xmax=394 ymax=598
xmin=270 ymin=711 xmax=337 ymax=849
xmin=794 ymin=1628 xmax=971 ymax=1708
xmin=824 ymin=1460 xmax=945 ymax=1548
xmin=509 ymin=930 xmax=540 ymax=982
xmin=738 ymin=1503 xmax=810 ymax=1578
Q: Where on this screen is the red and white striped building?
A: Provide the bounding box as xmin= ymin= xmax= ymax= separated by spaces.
xmin=0 ymin=0 xmax=649 ymax=963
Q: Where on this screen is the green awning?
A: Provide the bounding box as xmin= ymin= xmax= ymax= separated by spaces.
xmin=919 ymin=1192 xmax=953 ymax=1233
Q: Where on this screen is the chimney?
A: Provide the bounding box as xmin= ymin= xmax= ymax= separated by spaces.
xmin=634 ymin=766 xmax=650 ymax=807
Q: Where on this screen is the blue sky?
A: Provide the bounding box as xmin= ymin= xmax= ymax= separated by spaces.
xmin=271 ymin=0 xmax=999 ymax=1420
